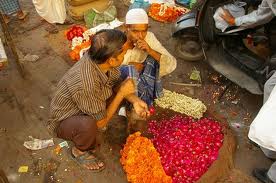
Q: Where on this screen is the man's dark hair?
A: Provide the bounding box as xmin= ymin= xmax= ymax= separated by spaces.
xmin=89 ymin=29 xmax=127 ymax=64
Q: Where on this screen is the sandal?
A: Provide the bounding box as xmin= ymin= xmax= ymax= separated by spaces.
xmin=17 ymin=11 xmax=29 ymax=20
xmin=57 ymin=18 xmax=74 ymax=25
xmin=70 ymin=149 xmax=105 ymax=172
xmin=45 ymin=24 xmax=59 ymax=34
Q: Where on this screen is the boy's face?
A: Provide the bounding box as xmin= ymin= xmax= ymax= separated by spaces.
xmin=109 ymin=42 xmax=129 ymax=68
xmin=126 ymin=24 xmax=148 ymax=43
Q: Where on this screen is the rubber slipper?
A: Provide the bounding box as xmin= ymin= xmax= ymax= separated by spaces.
xmin=45 ymin=25 xmax=59 ymax=34
xmin=57 ymin=19 xmax=74 ymax=25
xmin=70 ymin=149 xmax=105 ymax=172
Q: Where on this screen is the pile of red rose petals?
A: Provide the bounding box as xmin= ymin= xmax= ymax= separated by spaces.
xmin=65 ymin=25 xmax=86 ymax=41
xmin=148 ymin=116 xmax=224 ymax=183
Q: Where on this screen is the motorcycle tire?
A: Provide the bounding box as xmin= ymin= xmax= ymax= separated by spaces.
xmin=175 ymin=34 xmax=204 ymax=61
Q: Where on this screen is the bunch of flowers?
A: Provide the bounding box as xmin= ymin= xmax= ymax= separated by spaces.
xmin=120 ymin=132 xmax=172 ymax=183
xmin=65 ymin=25 xmax=87 ymax=41
xmin=149 ymin=3 xmax=190 ymax=23
xmin=64 ymin=25 xmax=93 ymax=61
xmin=69 ymin=40 xmax=91 ymax=61
xmin=155 ymin=89 xmax=207 ymax=119
xmin=148 ymin=116 xmax=224 ymax=183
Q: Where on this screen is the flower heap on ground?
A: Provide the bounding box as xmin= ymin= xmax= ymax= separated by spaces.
xmin=120 ymin=132 xmax=172 ymax=183
xmin=155 ymin=89 xmax=207 ymax=119
xmin=65 ymin=19 xmax=124 ymax=61
xmin=149 ymin=3 xmax=190 ymax=23
xmin=148 ymin=116 xmax=224 ymax=183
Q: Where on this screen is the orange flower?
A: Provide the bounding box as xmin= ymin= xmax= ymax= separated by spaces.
xmin=69 ymin=40 xmax=91 ymax=61
xmin=149 ymin=4 xmax=190 ymax=23
xmin=120 ymin=132 xmax=172 ymax=183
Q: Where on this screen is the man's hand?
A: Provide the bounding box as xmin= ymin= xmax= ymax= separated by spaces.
xmin=129 ymin=62 xmax=144 ymax=72
xmin=133 ymin=99 xmax=150 ymax=119
xmin=136 ymin=39 xmax=151 ymax=53
xmin=118 ymin=79 xmax=136 ymax=97
xmin=220 ymin=8 xmax=235 ymax=26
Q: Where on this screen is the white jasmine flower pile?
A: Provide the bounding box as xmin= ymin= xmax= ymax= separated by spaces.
xmin=155 ymin=89 xmax=207 ymax=119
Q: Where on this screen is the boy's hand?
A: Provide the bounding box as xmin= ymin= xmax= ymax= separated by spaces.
xmin=133 ymin=99 xmax=150 ymax=119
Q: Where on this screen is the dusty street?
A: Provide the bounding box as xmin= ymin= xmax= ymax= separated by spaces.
xmin=0 ymin=0 xmax=274 ymax=182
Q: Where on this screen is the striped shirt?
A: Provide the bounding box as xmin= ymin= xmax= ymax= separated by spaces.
xmin=47 ymin=53 xmax=121 ymax=134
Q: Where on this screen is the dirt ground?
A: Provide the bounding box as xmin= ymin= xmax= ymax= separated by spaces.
xmin=0 ymin=0 xmax=274 ymax=183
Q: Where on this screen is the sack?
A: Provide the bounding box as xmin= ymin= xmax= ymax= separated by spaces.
xmin=213 ymin=2 xmax=246 ymax=32
xmin=68 ymin=0 xmax=111 ymax=20
xmin=84 ymin=5 xmax=116 ymax=28
xmin=67 ymin=0 xmax=97 ymax=6
xmin=33 ymin=0 xmax=66 ymax=24
xmin=248 ymin=86 xmax=276 ymax=151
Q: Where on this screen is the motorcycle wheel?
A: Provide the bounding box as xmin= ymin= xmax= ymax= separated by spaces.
xmin=175 ymin=34 xmax=204 ymax=61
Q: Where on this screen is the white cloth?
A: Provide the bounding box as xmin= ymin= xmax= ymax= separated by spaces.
xmin=32 ymin=0 xmax=66 ymax=24
xmin=214 ymin=2 xmax=246 ymax=32
xmin=122 ymin=31 xmax=177 ymax=77
xmin=248 ymin=85 xmax=276 ymax=151
xmin=250 ymin=72 xmax=276 ymax=182
xmin=125 ymin=8 xmax=149 ymax=24
xmin=235 ymin=0 xmax=276 ymax=28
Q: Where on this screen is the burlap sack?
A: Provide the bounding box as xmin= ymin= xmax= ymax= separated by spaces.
xmin=67 ymin=0 xmax=97 ymax=6
xmin=68 ymin=0 xmax=112 ymax=20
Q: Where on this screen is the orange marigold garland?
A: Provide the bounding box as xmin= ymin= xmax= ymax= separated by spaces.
xmin=120 ymin=132 xmax=172 ymax=183
xmin=69 ymin=40 xmax=92 ymax=61
xmin=149 ymin=3 xmax=190 ymax=23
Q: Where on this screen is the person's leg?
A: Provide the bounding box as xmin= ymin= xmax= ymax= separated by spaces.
xmin=57 ymin=115 xmax=104 ymax=170
xmin=139 ymin=56 xmax=163 ymax=106
xmin=254 ymin=147 xmax=276 ymax=182
xmin=261 ymin=147 xmax=276 ymax=160
xmin=264 ymin=72 xmax=276 ymax=103
xmin=268 ymin=162 xmax=276 ymax=183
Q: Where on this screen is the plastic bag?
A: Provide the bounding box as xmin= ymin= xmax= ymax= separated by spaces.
xmin=175 ymin=0 xmax=191 ymax=6
xmin=84 ymin=5 xmax=117 ymax=29
xmin=248 ymin=86 xmax=276 ymax=151
xmin=32 ymin=0 xmax=66 ymax=24
xmin=129 ymin=0 xmax=150 ymax=11
xmin=23 ymin=136 xmax=54 ymax=150
xmin=213 ymin=2 xmax=246 ymax=32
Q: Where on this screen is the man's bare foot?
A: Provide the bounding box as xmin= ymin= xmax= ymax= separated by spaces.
xmin=3 ymin=15 xmax=10 ymax=24
xmin=71 ymin=146 xmax=105 ymax=171
xmin=62 ymin=18 xmax=74 ymax=25
xmin=17 ymin=10 xmax=28 ymax=20
xmin=45 ymin=24 xmax=59 ymax=34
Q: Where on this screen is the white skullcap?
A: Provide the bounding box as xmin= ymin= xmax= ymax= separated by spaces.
xmin=125 ymin=8 xmax=149 ymax=25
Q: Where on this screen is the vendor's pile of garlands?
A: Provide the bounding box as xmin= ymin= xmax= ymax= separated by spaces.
xmin=149 ymin=116 xmax=224 ymax=183
xmin=121 ymin=116 xmax=224 ymax=183
xmin=155 ymin=89 xmax=207 ymax=119
xmin=120 ymin=132 xmax=172 ymax=183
